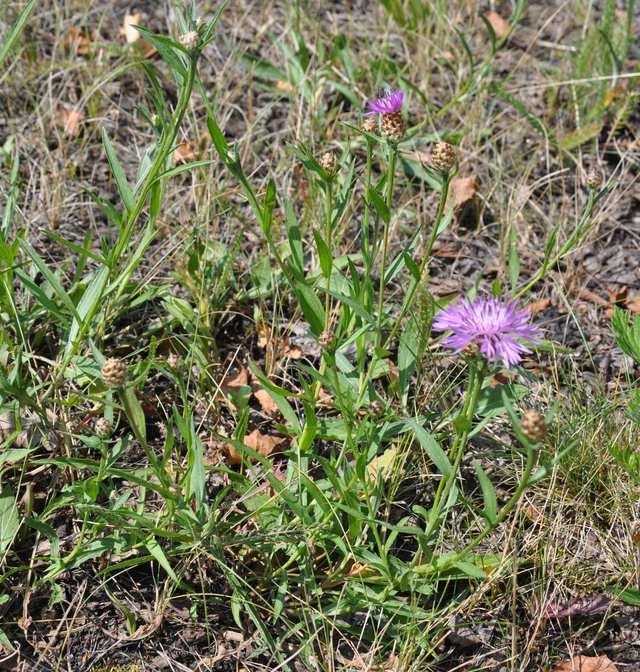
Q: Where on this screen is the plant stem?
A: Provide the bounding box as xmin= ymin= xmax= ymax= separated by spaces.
xmin=422 ymin=357 xmax=485 ymax=542
xmin=375 ymin=145 xmax=397 ymax=347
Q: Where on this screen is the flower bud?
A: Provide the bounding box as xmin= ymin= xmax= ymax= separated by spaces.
xmin=95 ymin=417 xmax=112 ymax=439
xmin=101 ymin=357 xmax=127 ymax=388
xmin=179 ymin=31 xmax=199 ymax=50
xmin=362 ymin=117 xmax=377 ymax=134
xmin=521 ymin=410 xmax=547 ymax=442
xmin=319 ymin=151 xmax=337 ymax=174
xmin=586 ymin=170 xmax=603 ymax=190
xmin=431 ymin=142 xmax=457 ymax=173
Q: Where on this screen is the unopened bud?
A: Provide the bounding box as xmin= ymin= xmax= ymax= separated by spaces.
xmin=101 ymin=357 xmax=127 ymax=388
xmin=431 ymin=142 xmax=457 ymax=173
xmin=319 ymin=151 xmax=337 ymax=174
xmin=521 ymin=410 xmax=547 ymax=442
xmin=586 ymin=170 xmax=603 ymax=190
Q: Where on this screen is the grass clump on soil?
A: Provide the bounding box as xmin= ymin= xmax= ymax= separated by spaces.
xmin=0 ymin=1 xmax=639 ymax=671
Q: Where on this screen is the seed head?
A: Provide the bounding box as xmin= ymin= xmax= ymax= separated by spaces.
xmin=319 ymin=151 xmax=337 ymax=174
xmin=521 ymin=410 xmax=547 ymax=442
xmin=586 ymin=169 xmax=603 ymax=190
xmin=179 ymin=31 xmax=199 ymax=50
xmin=362 ymin=117 xmax=377 ymax=134
xmin=431 ymin=142 xmax=457 ymax=173
xmin=101 ymin=357 xmax=127 ymax=388
xmin=95 ymin=417 xmax=112 ymax=439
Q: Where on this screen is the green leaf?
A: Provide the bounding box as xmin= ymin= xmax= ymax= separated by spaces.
xmin=65 ymin=266 xmax=109 ymax=358
xmin=120 ymin=386 xmax=147 ymax=447
xmin=367 ymin=185 xmax=390 ymax=224
xmin=101 ymin=129 xmax=135 ymax=213
xmin=146 ymin=537 xmax=179 ymax=583
xmin=294 ymin=281 xmax=325 ymax=335
xmin=611 ymin=306 xmax=640 ymax=364
xmin=313 ymin=230 xmax=333 ymax=278
xmin=409 ymin=419 xmax=452 ymax=476
xmin=0 ymin=0 xmax=36 ymax=69
xmin=473 ymin=460 xmax=497 ymax=524
xmin=0 ymin=487 xmax=20 ymax=554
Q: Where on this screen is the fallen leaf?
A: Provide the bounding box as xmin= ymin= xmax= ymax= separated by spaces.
xmin=528 ymin=298 xmax=551 ymax=315
xmin=576 ymin=288 xmax=608 ymax=307
xmin=63 ymin=26 xmax=91 ymax=55
xmin=173 ymin=141 xmax=197 ymax=164
xmin=449 ymin=176 xmax=482 ymax=230
xmin=632 ymin=522 xmax=640 ymax=546
xmin=275 ymin=80 xmax=295 ymax=93
xmin=221 ymin=367 xmax=249 ymax=392
xmin=545 ymin=594 xmax=612 ymax=619
xmin=523 ymin=501 xmax=545 ymax=523
xmin=626 ymin=296 xmax=640 ymax=314
xmin=244 ymin=429 xmax=285 ymax=457
xmin=551 ymin=655 xmax=618 ymax=672
xmin=253 ymin=388 xmax=279 ymax=416
xmin=484 ymin=10 xmax=510 ymax=39
xmin=120 ymin=12 xmax=141 ymax=44
xmin=57 ymin=106 xmax=84 ymax=138
xmin=367 ymin=446 xmax=400 ymax=483
xmin=126 ymin=613 xmax=163 ymax=641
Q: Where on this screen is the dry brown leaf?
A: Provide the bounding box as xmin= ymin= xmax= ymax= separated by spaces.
xmin=631 ymin=522 xmax=640 ymax=546
xmin=173 ymin=141 xmax=197 ymax=164
xmin=275 ymin=80 xmax=295 ymax=93
xmin=576 ymin=288 xmax=609 ymax=307
xmin=126 ymin=613 xmax=163 ymax=641
xmin=222 ymin=367 xmax=249 ymax=391
xmin=57 ymin=106 xmax=84 ymax=138
xmin=528 ymin=298 xmax=552 ymax=315
xmin=244 ymin=429 xmax=285 ymax=457
xmin=551 ymin=655 xmax=618 ymax=672
xmin=63 ymin=26 xmax=92 ymax=55
xmin=484 ymin=10 xmax=510 ymax=39
xmin=449 ymin=176 xmax=482 ymax=229
xmin=121 ymin=12 xmax=141 ymax=44
xmin=253 ymin=388 xmax=279 ymax=416
xmin=626 ymin=296 xmax=640 ymax=314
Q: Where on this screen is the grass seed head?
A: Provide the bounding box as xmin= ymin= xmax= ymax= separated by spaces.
xmin=95 ymin=417 xmax=112 ymax=439
xmin=431 ymin=142 xmax=457 ymax=173
xmin=521 ymin=409 xmax=547 ymax=442
xmin=101 ymin=357 xmax=127 ymax=388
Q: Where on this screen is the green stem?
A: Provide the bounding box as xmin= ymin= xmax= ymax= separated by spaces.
xmin=375 ymin=145 xmax=397 ymax=347
xmin=422 ymin=358 xmax=485 ymax=542
xmin=383 ymin=172 xmax=450 ymax=351
xmin=415 ymin=444 xmax=536 ymax=576
xmin=110 ymin=56 xmax=198 ymax=294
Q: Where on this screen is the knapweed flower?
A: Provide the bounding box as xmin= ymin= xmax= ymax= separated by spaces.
xmin=365 ymin=89 xmax=405 ymax=141
xmin=433 ymin=296 xmax=541 ymax=367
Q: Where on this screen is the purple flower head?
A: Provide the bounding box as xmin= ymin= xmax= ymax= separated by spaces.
xmin=365 ymin=89 xmax=404 ymax=116
xmin=432 ymin=296 xmax=541 ymax=368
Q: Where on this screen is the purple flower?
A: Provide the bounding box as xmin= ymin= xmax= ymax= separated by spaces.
xmin=432 ymin=296 xmax=541 ymax=368
xmin=365 ymin=89 xmax=404 ymax=116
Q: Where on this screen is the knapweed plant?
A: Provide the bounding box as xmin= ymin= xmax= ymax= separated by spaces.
xmin=0 ymin=1 xmax=621 ymax=668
